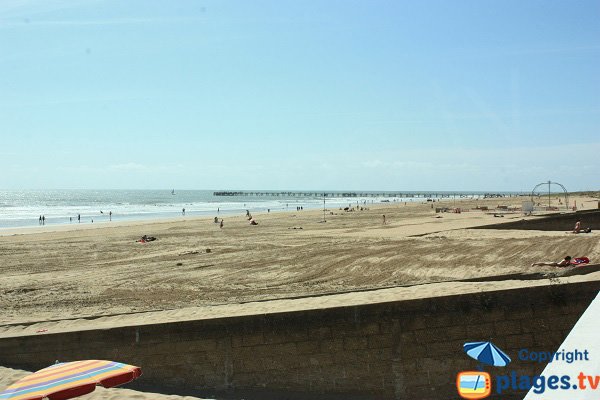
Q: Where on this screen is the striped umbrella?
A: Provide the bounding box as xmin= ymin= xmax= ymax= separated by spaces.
xmin=0 ymin=360 xmax=142 ymax=400
xmin=463 ymin=341 xmax=511 ymax=367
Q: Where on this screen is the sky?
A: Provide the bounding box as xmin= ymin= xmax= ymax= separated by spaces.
xmin=1 ymin=0 xmax=599 ymax=191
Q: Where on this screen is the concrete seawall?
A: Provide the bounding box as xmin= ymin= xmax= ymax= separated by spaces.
xmin=1 ymin=281 xmax=599 ymax=400
xmin=475 ymin=209 xmax=600 ymax=231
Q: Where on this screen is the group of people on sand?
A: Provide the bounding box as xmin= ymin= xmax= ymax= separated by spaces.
xmin=212 ymin=210 xmax=260 ymax=228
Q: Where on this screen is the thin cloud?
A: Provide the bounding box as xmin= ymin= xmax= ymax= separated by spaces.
xmin=108 ymin=163 xmax=186 ymax=173
xmin=362 ymin=160 xmax=385 ymax=168
xmin=108 ymin=163 xmax=146 ymax=172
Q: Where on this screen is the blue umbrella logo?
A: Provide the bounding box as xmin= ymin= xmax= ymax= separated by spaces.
xmin=463 ymin=341 xmax=511 ymax=367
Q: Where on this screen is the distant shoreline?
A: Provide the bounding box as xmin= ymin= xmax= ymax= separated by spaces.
xmin=0 ymin=189 xmax=515 ymax=230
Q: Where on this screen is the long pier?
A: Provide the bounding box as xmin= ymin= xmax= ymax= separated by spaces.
xmin=213 ymin=191 xmax=522 ymax=199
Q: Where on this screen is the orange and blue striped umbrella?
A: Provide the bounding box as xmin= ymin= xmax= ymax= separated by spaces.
xmin=0 ymin=360 xmax=142 ymax=400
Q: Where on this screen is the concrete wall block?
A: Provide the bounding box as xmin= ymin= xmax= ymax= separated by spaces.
xmin=235 ymin=356 xmax=267 ymax=373
xmin=295 ymin=340 xmax=320 ymax=355
xmin=259 ymin=356 xmax=302 ymax=372
xmin=463 ymin=322 xmax=497 ymax=340
xmin=397 ymin=316 xmax=426 ymax=331
xmin=359 ymin=322 xmax=380 ymax=335
xmin=308 ymin=326 xmax=332 ymax=339
xmin=399 ymin=330 xmax=416 ymax=344
xmin=504 ymin=333 xmax=535 ymax=350
xmin=426 ymin=340 xmax=464 ymax=357
xmin=134 ymin=341 xmax=178 ymax=356
xmin=320 ymin=338 xmax=345 ymax=353
xmin=440 ymin=325 xmax=468 ymax=340
xmin=241 ymin=332 xmax=265 ymax=347
xmin=343 ymin=336 xmax=369 ymax=350
xmin=398 ymin=343 xmax=427 ymax=359
xmin=368 ymin=333 xmax=393 ymax=349
xmin=521 ymin=315 xmax=578 ymax=334
xmin=264 ymin=328 xmax=308 ymax=344
xmin=503 ymin=306 xmax=535 ymax=320
xmin=415 ymin=357 xmax=465 ymax=375
xmin=494 ymin=319 xmax=522 ymax=335
xmin=543 ymin=315 xmax=580 ymax=331
xmin=521 ymin=317 xmax=551 ymax=333
xmin=330 ymin=376 xmax=382 ymax=393
xmin=405 ymin=383 xmax=441 ymax=399
xmin=175 ymin=338 xmax=218 ymax=353
xmin=424 ymin=312 xmax=464 ymax=328
xmin=332 ymin=350 xmax=366 ymax=367
xmin=307 ymin=353 xmax=335 ymax=367
xmin=414 ymin=327 xmax=464 ymax=344
xmin=533 ymin=330 xmax=567 ymax=347
xmin=478 ymin=308 xmax=508 ymax=322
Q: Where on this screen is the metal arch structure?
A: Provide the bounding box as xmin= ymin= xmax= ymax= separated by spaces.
xmin=530 ymin=180 xmax=569 ymax=210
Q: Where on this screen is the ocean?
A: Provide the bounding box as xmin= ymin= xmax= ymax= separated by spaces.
xmin=0 ymin=189 xmax=494 ymax=229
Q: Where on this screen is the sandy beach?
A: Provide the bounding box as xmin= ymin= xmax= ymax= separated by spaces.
xmin=1 ymin=195 xmax=598 ymax=325
xmin=1 ymin=195 xmax=599 ymax=398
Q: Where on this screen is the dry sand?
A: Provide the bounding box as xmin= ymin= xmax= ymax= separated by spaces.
xmin=1 ymin=196 xmax=599 ymax=398
xmin=1 ymin=196 xmax=598 ymax=326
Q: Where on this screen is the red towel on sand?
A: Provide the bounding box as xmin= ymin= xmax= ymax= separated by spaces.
xmin=571 ymin=257 xmax=590 ymax=265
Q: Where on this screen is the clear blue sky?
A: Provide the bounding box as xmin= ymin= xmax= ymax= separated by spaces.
xmin=1 ymin=0 xmax=599 ymax=191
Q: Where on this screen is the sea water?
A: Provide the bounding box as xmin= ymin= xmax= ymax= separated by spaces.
xmin=0 ymin=189 xmax=490 ymax=229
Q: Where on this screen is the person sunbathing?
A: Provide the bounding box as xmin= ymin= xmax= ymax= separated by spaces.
xmin=531 ymin=256 xmax=571 ymax=267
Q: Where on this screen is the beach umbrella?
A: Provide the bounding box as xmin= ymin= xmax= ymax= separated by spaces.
xmin=463 ymin=341 xmax=511 ymax=367
xmin=0 ymin=360 xmax=142 ymax=400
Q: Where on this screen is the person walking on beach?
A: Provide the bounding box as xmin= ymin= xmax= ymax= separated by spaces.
xmin=42 ymin=215 xmax=45 ymax=225
xmin=382 ymin=214 xmax=386 ymax=225
xmin=182 ymin=208 xmax=185 ymax=216
xmin=220 ymin=219 xmax=224 ymax=229
xmin=78 ymin=214 xmax=81 ymax=223
xmin=109 ymin=211 xmax=112 ymax=221
xmin=39 ymin=215 xmax=42 ymax=225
